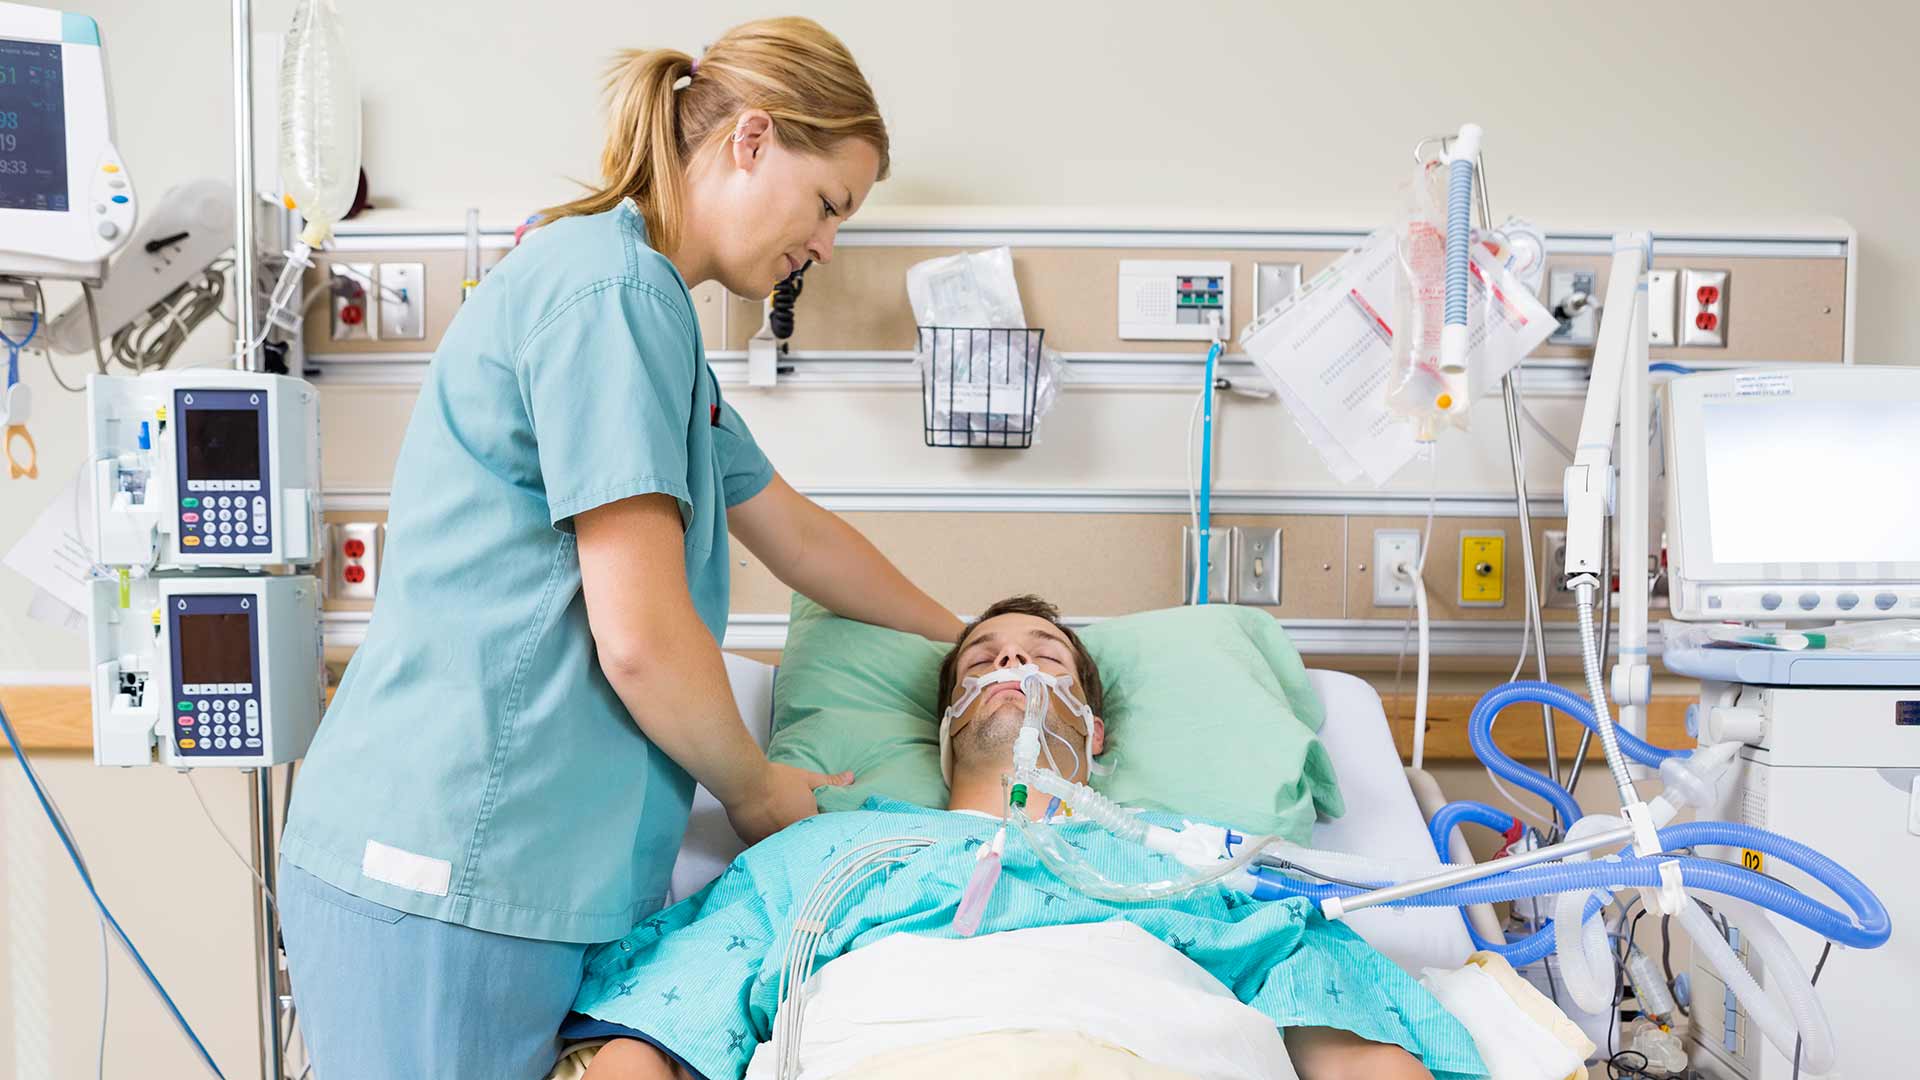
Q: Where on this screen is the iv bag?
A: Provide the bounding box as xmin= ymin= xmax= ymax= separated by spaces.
xmin=279 ymin=0 xmax=361 ymax=246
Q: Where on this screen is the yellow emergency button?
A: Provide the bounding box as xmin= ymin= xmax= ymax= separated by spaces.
xmin=182 ymin=535 xmax=201 ymax=546
xmin=179 ymin=738 xmax=196 ymax=749
xmin=102 ymin=163 xmax=119 ymax=173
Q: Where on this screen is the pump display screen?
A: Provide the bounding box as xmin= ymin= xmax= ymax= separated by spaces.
xmin=185 ymin=409 xmax=261 ymax=480
xmin=1702 ymin=399 xmax=1920 ymax=564
xmin=176 ymin=613 xmax=253 ymax=685
xmin=0 ymin=39 xmax=68 ymax=212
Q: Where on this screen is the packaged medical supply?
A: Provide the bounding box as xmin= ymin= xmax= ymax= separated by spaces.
xmin=907 ymin=248 xmax=1065 ymax=447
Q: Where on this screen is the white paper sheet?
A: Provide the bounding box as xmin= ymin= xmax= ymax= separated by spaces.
xmin=1240 ymin=231 xmax=1420 ymax=485
xmin=3 ymin=467 xmax=98 ymax=626
xmin=1241 ymin=229 xmax=1557 ymax=486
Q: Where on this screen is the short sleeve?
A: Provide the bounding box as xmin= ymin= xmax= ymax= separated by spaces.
xmin=712 ymin=384 xmax=775 ymax=507
xmin=517 ymin=282 xmax=698 ymax=529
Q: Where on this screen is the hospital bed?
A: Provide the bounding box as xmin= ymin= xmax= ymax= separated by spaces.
xmin=672 ymin=655 xmax=1474 ymax=977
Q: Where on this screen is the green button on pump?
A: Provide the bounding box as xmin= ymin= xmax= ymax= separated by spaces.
xmin=182 ymin=497 xmax=199 ymax=508
xmin=177 ymin=701 xmax=194 ymax=712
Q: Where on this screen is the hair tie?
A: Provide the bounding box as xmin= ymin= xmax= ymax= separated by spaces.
xmin=689 ymin=57 xmax=699 ymax=74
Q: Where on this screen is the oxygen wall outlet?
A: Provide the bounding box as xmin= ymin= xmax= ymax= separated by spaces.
xmin=1372 ymin=530 xmax=1422 ymax=607
xmin=1459 ymin=530 xmax=1506 ymax=607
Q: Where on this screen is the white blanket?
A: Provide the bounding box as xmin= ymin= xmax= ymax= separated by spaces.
xmin=743 ymin=922 xmax=1300 ymax=1080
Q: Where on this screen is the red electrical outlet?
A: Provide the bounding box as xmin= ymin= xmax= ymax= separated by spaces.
xmin=331 ymin=522 xmax=380 ymax=600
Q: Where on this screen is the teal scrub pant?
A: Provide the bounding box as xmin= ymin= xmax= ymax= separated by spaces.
xmin=279 ymin=862 xmax=589 ymax=1080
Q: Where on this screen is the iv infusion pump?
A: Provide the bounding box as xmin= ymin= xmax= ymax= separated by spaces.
xmin=88 ymin=370 xmax=322 ymax=568
xmin=86 ymin=371 xmax=326 ymax=768
xmin=91 ymin=573 xmax=321 ymax=768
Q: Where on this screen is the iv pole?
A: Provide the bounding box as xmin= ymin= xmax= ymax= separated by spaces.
xmin=232 ymin=1 xmax=287 ymax=1077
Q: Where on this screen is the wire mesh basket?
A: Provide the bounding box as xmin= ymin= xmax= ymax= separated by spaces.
xmin=918 ymin=326 xmax=1046 ymax=448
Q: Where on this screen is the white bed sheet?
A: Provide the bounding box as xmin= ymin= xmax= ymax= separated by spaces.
xmin=669 ymin=660 xmax=1473 ymax=975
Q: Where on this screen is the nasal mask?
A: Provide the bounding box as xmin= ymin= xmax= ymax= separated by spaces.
xmin=940 ymin=664 xmax=1103 ymax=785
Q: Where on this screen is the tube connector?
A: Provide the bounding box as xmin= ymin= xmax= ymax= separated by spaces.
xmin=1145 ymin=821 xmax=1245 ymax=869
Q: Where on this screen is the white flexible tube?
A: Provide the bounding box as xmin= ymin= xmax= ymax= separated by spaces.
xmin=1553 ymin=889 xmax=1616 ymax=1015
xmin=1678 ymin=899 xmax=1835 ymax=1074
xmin=1013 ymin=768 xmax=1147 ymax=845
xmin=1548 ymin=815 xmax=1626 ymax=1014
xmin=1402 ymin=561 xmax=1431 ymax=770
xmin=1712 ymin=896 xmax=1837 ymax=1073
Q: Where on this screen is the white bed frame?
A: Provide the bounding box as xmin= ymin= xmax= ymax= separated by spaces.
xmin=672 ymin=657 xmax=1473 ymax=975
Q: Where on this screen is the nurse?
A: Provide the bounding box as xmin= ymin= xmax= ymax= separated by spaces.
xmin=277 ymin=17 xmax=960 ymax=1078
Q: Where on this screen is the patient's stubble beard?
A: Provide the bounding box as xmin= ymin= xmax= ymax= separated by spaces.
xmin=953 ymin=695 xmax=1027 ymax=772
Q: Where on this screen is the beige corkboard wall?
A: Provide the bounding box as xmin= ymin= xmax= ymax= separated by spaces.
xmin=322 ymin=507 xmax=1589 ymax=629
xmin=304 ymin=244 xmax=1848 ymax=366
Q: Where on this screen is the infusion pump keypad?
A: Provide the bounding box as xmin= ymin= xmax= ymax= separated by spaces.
xmin=168 ymin=594 xmax=264 ymax=758
xmin=173 ymin=389 xmax=273 ymax=555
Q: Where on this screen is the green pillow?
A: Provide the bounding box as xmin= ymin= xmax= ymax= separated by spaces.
xmin=767 ymin=595 xmax=1344 ymax=843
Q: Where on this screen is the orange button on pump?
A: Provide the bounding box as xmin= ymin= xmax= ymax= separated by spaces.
xmin=179 ymin=738 xmax=196 ymax=749
xmin=102 ymin=163 xmax=120 ymax=174
xmin=183 ymin=535 xmax=201 ymax=547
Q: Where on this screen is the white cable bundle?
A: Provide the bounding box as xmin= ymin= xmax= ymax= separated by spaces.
xmin=773 ymin=837 xmax=934 ymax=1080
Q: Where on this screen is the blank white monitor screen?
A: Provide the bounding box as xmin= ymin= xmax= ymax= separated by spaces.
xmin=1702 ymin=399 xmax=1920 ymax=565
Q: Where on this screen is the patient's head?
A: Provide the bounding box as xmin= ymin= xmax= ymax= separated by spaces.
xmin=936 ymin=596 xmax=1105 ymax=800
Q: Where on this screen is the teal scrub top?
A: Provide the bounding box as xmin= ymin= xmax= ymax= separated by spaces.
xmin=281 ymin=200 xmax=774 ymax=944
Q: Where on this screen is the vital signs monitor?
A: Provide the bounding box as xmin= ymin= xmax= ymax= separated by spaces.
xmin=1664 ymin=366 xmax=1920 ymax=621
xmin=0 ymin=2 xmax=134 ymax=280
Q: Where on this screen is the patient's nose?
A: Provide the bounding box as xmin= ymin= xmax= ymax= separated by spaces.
xmin=995 ymin=646 xmax=1030 ymax=669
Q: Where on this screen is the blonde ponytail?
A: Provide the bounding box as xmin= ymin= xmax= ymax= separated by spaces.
xmin=540 ymin=18 xmax=890 ymax=255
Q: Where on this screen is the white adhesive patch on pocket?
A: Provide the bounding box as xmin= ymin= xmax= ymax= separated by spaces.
xmin=361 ymin=838 xmax=452 ymax=897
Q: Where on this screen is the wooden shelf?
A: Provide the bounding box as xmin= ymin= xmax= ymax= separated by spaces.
xmin=1383 ymin=692 xmax=1691 ymax=764
xmin=0 ymin=686 xmax=93 ymax=752
xmin=6 ymin=684 xmax=1695 ymax=762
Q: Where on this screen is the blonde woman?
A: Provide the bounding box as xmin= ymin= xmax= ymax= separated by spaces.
xmin=277 ymin=19 xmax=960 ymax=1077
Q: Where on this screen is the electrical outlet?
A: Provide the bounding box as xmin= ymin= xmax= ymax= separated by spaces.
xmin=1372 ymin=529 xmax=1421 ymax=607
xmin=1235 ymin=527 xmax=1283 ymax=607
xmin=1543 ymin=528 xmax=1575 ymax=608
xmin=329 ymin=263 xmax=377 ymax=341
xmin=330 ymin=522 xmax=380 ymax=601
xmin=379 ymin=262 xmax=427 ymax=340
xmin=1681 ymin=268 xmax=1728 ymax=347
xmin=1181 ymin=525 xmax=1234 ymax=604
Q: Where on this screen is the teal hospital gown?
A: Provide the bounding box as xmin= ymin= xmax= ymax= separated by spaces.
xmin=575 ymin=797 xmax=1487 ymax=1080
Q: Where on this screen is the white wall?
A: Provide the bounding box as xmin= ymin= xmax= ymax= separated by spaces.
xmin=4 ymin=2 xmax=1908 ymax=1074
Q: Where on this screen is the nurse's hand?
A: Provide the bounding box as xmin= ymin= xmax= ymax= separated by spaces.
xmin=727 ymin=762 xmax=854 ymax=845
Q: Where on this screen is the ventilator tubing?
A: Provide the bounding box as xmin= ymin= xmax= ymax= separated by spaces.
xmin=1005 ymin=804 xmax=1276 ymax=903
xmin=1681 ymin=894 xmax=1836 ymax=1074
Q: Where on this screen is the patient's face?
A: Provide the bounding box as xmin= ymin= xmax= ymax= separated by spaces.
xmin=948 ymin=613 xmax=1099 ymax=763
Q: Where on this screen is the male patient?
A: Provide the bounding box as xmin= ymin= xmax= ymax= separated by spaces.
xmin=564 ymin=597 xmax=1483 ymax=1080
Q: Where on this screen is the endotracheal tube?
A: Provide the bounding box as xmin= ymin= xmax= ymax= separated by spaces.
xmin=946 ymin=664 xmax=1284 ymax=932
